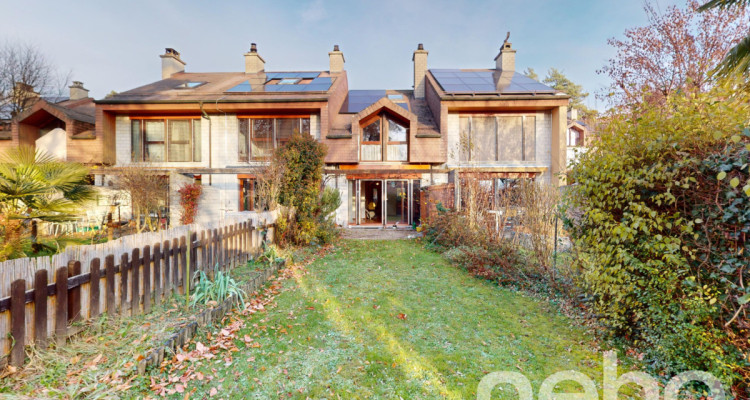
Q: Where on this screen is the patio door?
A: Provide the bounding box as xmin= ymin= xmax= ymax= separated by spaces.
xmin=385 ymin=180 xmax=409 ymax=226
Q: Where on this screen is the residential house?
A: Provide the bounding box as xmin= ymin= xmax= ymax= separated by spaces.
xmin=95 ymin=42 xmax=569 ymax=228
xmin=566 ymin=108 xmax=590 ymax=166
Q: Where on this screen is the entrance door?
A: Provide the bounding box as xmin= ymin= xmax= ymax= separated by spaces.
xmin=385 ymin=180 xmax=409 ymax=226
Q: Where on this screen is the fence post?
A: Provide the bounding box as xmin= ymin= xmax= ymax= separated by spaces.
xmin=67 ymin=261 xmax=81 ymax=323
xmin=131 ymin=248 xmax=140 ymax=316
xmin=33 ymin=269 xmax=48 ymax=347
xmin=90 ymin=259 xmax=101 ymax=318
xmin=143 ymin=245 xmax=151 ymax=315
xmin=163 ymin=240 xmax=171 ymax=298
xmin=185 ymin=231 xmax=191 ymax=309
xmin=119 ymin=253 xmax=129 ymax=315
xmin=55 ymin=266 xmax=68 ymax=343
xmin=153 ymin=243 xmax=162 ymax=307
xmin=172 ymin=238 xmax=180 ymax=293
xmin=10 ymin=279 xmax=26 ymax=367
xmin=179 ymin=236 xmax=187 ymax=294
xmin=105 ymin=255 xmax=115 ymax=315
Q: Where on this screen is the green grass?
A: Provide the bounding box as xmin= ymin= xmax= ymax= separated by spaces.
xmin=127 ymin=239 xmax=614 ymax=399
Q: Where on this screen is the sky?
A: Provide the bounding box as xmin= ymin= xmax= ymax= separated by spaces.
xmin=0 ymin=0 xmax=682 ymax=111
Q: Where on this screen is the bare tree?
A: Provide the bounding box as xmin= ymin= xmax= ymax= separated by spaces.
xmin=0 ymin=41 xmax=70 ymax=118
xmin=114 ymin=167 xmax=169 ymax=233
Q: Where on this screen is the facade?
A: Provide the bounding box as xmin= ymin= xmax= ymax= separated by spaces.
xmin=95 ymin=42 xmax=569 ymax=228
xmin=566 ymin=108 xmax=592 ymax=166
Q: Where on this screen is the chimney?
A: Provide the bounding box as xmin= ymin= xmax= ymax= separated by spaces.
xmin=412 ymin=43 xmax=429 ymax=99
xmin=494 ymin=34 xmax=516 ymax=72
xmin=160 ymin=48 xmax=185 ymax=79
xmin=328 ymin=45 xmax=345 ymax=73
xmin=244 ymin=43 xmax=266 ymax=74
xmin=569 ymin=108 xmax=578 ymax=121
xmin=68 ymin=81 xmax=89 ymax=100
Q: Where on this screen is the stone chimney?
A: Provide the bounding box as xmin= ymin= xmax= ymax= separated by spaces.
xmin=494 ymin=34 xmax=516 ymax=72
xmin=244 ymin=43 xmax=265 ymax=74
xmin=160 ymin=48 xmax=185 ymax=79
xmin=329 ymin=45 xmax=345 ymax=73
xmin=413 ymin=43 xmax=428 ymax=99
xmin=68 ymin=81 xmax=89 ymax=100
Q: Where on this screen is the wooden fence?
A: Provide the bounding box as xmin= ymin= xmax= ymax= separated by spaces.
xmin=0 ymin=212 xmax=277 ymax=367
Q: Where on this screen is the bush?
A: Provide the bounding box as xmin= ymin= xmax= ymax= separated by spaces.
xmin=270 ymin=132 xmax=340 ymax=246
xmin=177 ymin=183 xmax=202 ymax=225
xmin=568 ymin=79 xmax=750 ymax=393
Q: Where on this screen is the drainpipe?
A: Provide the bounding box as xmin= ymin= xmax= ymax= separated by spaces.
xmin=199 ymin=102 xmax=212 ymax=186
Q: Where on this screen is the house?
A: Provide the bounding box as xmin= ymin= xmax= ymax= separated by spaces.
xmin=566 ymin=108 xmax=590 ymax=166
xmin=95 ymin=41 xmax=569 ymax=228
xmin=2 ymin=81 xmax=101 ymax=164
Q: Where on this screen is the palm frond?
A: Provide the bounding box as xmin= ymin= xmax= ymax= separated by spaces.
xmin=712 ymin=35 xmax=750 ymax=81
xmin=698 ymin=0 xmax=750 ymax=10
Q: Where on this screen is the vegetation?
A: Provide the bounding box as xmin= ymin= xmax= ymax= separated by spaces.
xmin=177 ymin=182 xmax=202 ymax=225
xmin=423 ymin=179 xmax=570 ymax=295
xmin=190 ymin=269 xmax=246 ymax=308
xmin=264 ymin=131 xmax=341 ymax=246
xmin=567 ymin=79 xmax=750 ymax=395
xmin=114 ymin=166 xmax=168 ymax=233
xmin=523 ymin=67 xmax=596 ymax=120
xmin=129 ymin=240 xmax=608 ymax=399
xmin=699 ymin=0 xmax=750 ymax=84
xmin=0 ymin=146 xmax=95 ymax=260
xmin=598 ymin=0 xmax=749 ymax=107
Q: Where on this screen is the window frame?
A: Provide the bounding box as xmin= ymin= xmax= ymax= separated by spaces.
xmin=237 ymin=115 xmax=311 ymax=161
xmin=359 ymin=112 xmax=409 ymax=162
xmin=130 ymin=117 xmax=201 ymax=163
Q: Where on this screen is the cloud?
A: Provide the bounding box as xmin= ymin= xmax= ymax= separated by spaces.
xmin=301 ymin=0 xmax=326 ymax=24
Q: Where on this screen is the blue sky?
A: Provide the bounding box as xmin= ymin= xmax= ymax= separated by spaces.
xmin=1 ymin=0 xmax=681 ymax=110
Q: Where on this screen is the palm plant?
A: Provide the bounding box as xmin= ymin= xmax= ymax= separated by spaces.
xmin=0 ymin=146 xmax=95 ymax=257
xmin=699 ymin=0 xmax=750 ymax=80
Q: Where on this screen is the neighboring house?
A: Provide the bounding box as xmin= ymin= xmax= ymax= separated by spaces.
xmin=95 ymin=42 xmax=569 ymax=228
xmin=566 ymin=108 xmax=592 ymax=166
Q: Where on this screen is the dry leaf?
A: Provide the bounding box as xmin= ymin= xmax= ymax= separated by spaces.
xmin=397 ymin=313 xmax=407 ymax=320
xmin=209 ymin=387 xmax=218 ymax=396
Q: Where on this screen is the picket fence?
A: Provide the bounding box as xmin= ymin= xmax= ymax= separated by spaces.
xmin=0 ymin=210 xmax=278 ymax=367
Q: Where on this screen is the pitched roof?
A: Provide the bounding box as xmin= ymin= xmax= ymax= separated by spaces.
xmin=99 ymin=71 xmax=341 ymax=103
xmin=429 ymin=69 xmax=556 ymax=95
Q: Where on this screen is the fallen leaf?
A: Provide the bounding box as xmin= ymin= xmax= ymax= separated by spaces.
xmin=175 ymin=383 xmax=184 ymax=393
xmin=209 ymin=387 xmax=218 ymax=396
xmin=70 ymin=355 xmax=81 ymax=364
xmin=397 ymin=313 xmax=407 ymax=320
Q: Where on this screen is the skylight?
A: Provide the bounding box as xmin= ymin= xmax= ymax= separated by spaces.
xmin=176 ymin=81 xmax=206 ymax=89
xmin=279 ymin=78 xmax=300 ymax=85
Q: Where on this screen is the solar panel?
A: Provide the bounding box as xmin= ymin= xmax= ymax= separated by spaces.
xmin=431 ymin=70 xmax=556 ymax=94
xmin=226 ymin=82 xmax=253 ymax=92
xmin=343 ymin=90 xmax=387 ymax=113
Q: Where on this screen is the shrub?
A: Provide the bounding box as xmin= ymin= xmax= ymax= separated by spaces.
xmin=191 ymin=268 xmax=246 ymax=308
xmin=177 ymin=183 xmax=202 ymax=225
xmin=568 ymin=79 xmax=750 ymax=393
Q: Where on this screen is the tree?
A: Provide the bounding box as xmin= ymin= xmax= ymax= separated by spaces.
xmin=522 ymin=67 xmax=538 ymax=81
xmin=114 ymin=167 xmax=169 ymax=233
xmin=0 ymin=41 xmax=70 ymax=119
xmin=0 ymin=146 xmax=95 ymax=258
xmin=599 ymin=0 xmax=749 ymax=107
xmin=541 ymin=68 xmax=595 ymax=119
xmin=699 ymin=0 xmax=750 ymax=84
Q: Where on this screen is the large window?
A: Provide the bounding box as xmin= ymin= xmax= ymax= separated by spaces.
xmin=360 ymin=113 xmax=408 ymax=162
xmin=131 ymin=118 xmax=201 ymax=162
xmin=238 ymin=117 xmax=310 ymax=161
xmin=459 ymin=115 xmax=535 ymax=162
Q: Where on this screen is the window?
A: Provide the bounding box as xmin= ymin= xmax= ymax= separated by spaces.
xmin=239 ymin=178 xmax=259 ymax=211
xmin=459 ymin=115 xmax=535 ymax=162
xmin=238 ymin=117 xmax=311 ymax=161
xmin=131 ymin=118 xmax=201 ymax=162
xmin=360 ymin=113 xmax=409 ymax=162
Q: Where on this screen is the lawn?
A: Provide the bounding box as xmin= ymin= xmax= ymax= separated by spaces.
xmin=127 ymin=239 xmax=610 ymax=399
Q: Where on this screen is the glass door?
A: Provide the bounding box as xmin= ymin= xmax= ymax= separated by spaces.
xmin=360 ymin=180 xmax=383 ymax=225
xmin=385 ymin=180 xmax=409 ymax=226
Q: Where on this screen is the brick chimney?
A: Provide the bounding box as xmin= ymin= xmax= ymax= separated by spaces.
xmin=328 ymin=45 xmax=345 ymax=73
xmin=244 ymin=43 xmax=265 ymax=74
xmin=569 ymin=108 xmax=578 ymax=121
xmin=494 ymin=35 xmax=516 ymax=72
xmin=160 ymin=48 xmax=185 ymax=79
xmin=68 ymin=81 xmax=89 ymax=100
xmin=412 ymin=43 xmax=428 ymax=99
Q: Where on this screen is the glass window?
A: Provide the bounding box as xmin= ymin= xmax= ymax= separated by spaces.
xmin=251 ymin=118 xmax=274 ymax=160
xmin=168 ymin=120 xmax=191 ymax=162
xmin=279 ymin=78 xmax=300 ymax=85
xmin=387 ymin=117 xmax=407 ymax=142
xmin=144 ymin=120 xmax=165 ymax=162
xmin=238 ymin=119 xmax=249 ymax=162
xmin=275 ymin=118 xmax=296 ymax=147
xmin=193 ymin=120 xmax=202 ymax=162
xmin=300 ymin=118 xmax=311 ymax=135
xmin=131 ymin=120 xmax=142 ymax=162
xmin=362 ymin=120 xmax=380 ymax=142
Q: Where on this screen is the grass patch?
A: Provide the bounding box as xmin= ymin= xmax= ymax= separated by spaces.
xmin=126 ymin=240 xmax=624 ymax=399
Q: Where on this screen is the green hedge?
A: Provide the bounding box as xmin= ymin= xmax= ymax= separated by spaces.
xmin=568 ymin=80 xmax=750 ymax=394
